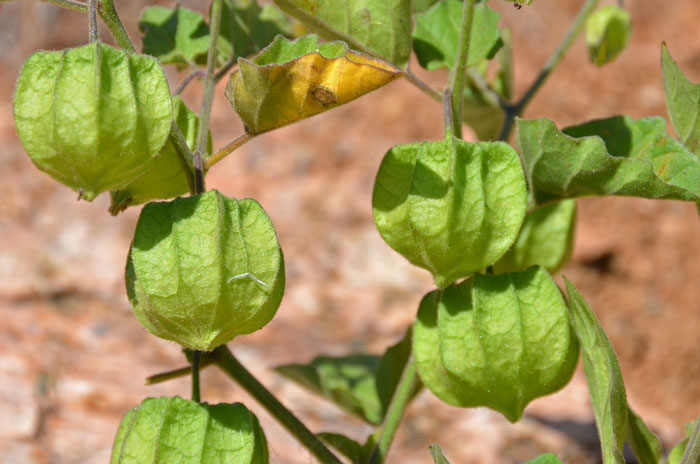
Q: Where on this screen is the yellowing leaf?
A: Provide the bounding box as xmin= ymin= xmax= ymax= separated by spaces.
xmin=226 ymin=34 xmax=403 ymax=134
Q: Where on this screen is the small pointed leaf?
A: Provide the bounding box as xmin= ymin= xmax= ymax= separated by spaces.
xmin=563 ymin=279 xmax=627 ymax=464
xmin=585 ymin=5 xmax=631 ymax=67
xmin=517 ymin=116 xmax=700 ymax=205
xmin=274 ymin=332 xmax=414 ymax=424
xmin=662 ymin=43 xmax=700 ymax=155
xmin=139 ymin=5 xmax=211 ymax=68
xmin=428 ymin=444 xmax=452 ymax=464
xmin=127 ymin=190 xmax=285 ymax=351
xmin=219 ymin=0 xmax=291 ymax=62
xmin=226 ymin=34 xmax=402 ymax=134
xmin=109 ymin=97 xmax=212 ymax=214
xmin=627 ymin=408 xmax=664 ymax=464
xmin=413 ymin=0 xmax=502 ymax=71
xmin=373 ymin=138 xmax=527 ymax=288
xmin=668 ymin=419 xmax=698 ymax=464
xmin=273 ymin=0 xmax=412 ymax=67
xmin=111 ymin=397 xmax=268 ymax=463
xmin=414 ymin=268 xmax=579 ymax=422
xmin=524 ymin=453 xmax=564 ymax=464
xmin=494 ymin=200 xmax=577 ymax=274
xmin=13 ymin=42 xmax=172 ymax=201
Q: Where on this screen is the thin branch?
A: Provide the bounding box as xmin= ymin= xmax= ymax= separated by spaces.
xmin=146 ymin=360 xmax=214 ymax=385
xmin=174 ymin=70 xmax=206 ymax=96
xmin=211 ymin=345 xmax=342 ymax=464
xmin=204 ymin=133 xmax=255 ymax=169
xmin=99 ymin=0 xmax=136 ymax=52
xmin=498 ymin=0 xmax=599 ymax=141
xmin=192 ymin=0 xmax=224 ymax=193
xmin=215 ymin=56 xmax=239 ymax=83
xmin=39 ymin=0 xmax=88 ymax=13
xmin=404 ymin=70 xmax=442 ymax=103
xmin=87 ymin=0 xmax=98 ymax=42
xmin=190 ymin=350 xmax=201 ymax=403
xmin=443 ymin=87 xmax=454 ymax=139
xmin=368 ymin=356 xmax=419 ymax=464
xmin=447 ymin=0 xmax=477 ymax=138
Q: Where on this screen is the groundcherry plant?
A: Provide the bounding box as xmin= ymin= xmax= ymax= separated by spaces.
xmin=10 ymin=0 xmax=700 ymax=462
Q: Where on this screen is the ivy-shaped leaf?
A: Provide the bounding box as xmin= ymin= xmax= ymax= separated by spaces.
xmin=517 ymin=116 xmax=700 ymax=205
xmin=494 ymin=200 xmax=576 ymax=275
xmin=413 ymin=0 xmax=502 ymax=71
xmin=13 ymin=42 xmax=172 ymax=201
xmin=218 ymin=0 xmax=291 ymax=62
xmin=139 ymin=5 xmax=210 ymax=68
xmin=373 ymin=138 xmax=526 ymax=288
xmin=414 ymin=268 xmax=579 ymax=423
xmin=564 ymin=279 xmax=663 ymax=464
xmin=662 ymin=43 xmax=700 ymax=156
xmin=273 ymin=0 xmax=412 ymax=68
xmin=274 ymin=331 xmax=414 ymax=424
xmin=226 ymin=34 xmax=402 ymax=134
xmin=585 ymin=5 xmax=631 ymax=67
xmin=109 ymin=97 xmax=212 ymax=214
xmin=111 ymin=397 xmax=268 ymax=463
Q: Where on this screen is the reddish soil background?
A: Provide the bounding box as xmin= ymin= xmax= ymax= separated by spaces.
xmin=1 ymin=1 xmax=699 ymax=463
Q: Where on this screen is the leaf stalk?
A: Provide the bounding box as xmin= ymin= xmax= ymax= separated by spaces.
xmin=211 ymin=345 xmax=343 ymax=464
xmin=447 ymin=0 xmax=477 ymax=138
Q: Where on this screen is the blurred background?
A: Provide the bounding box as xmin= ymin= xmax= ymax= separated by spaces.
xmin=1 ymin=0 xmax=699 ymax=462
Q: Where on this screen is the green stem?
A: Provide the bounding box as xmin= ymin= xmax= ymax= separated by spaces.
xmin=204 ymin=133 xmax=255 ymax=169
xmin=87 ymin=0 xmax=98 ymax=42
xmin=173 ymin=70 xmax=206 ymax=96
xmin=367 ymin=356 xmax=419 ymax=464
xmin=499 ymin=0 xmax=599 ymax=141
xmin=447 ymin=0 xmax=477 ymax=138
xmin=192 ymin=0 xmax=223 ymax=193
xmin=443 ymin=87 xmax=455 ymax=139
xmin=99 ymin=0 xmax=136 ymax=52
xmin=681 ymin=415 xmax=700 ymax=464
xmin=405 ymin=70 xmax=442 ymax=103
xmin=211 ymin=345 xmax=342 ymax=464
xmin=146 ymin=358 xmax=214 ymax=385
xmin=191 ymin=350 xmax=201 ymax=402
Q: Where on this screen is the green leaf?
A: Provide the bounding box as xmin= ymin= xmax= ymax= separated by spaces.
xmin=668 ymin=420 xmax=698 ymax=464
xmin=13 ymin=42 xmax=172 ymax=201
xmin=524 ymin=453 xmax=564 ymax=464
xmin=273 ymin=0 xmax=412 ymax=68
xmin=462 ymin=85 xmax=505 ymax=141
xmin=109 ymin=97 xmax=212 ymax=214
xmin=494 ymin=200 xmax=576 ymax=275
xmin=563 ymin=279 xmax=627 ymax=464
xmin=139 ymin=5 xmax=211 ymax=68
xmin=428 ymin=444 xmax=451 ymax=464
xmin=627 ymin=407 xmax=664 ymax=464
xmin=218 ymin=0 xmax=291 ymax=62
xmin=585 ymin=5 xmax=631 ymax=67
xmin=111 ymin=397 xmax=268 ymax=463
xmin=372 ymin=137 xmax=527 ymax=288
xmin=226 ymin=34 xmax=402 ymax=134
xmin=517 ymin=116 xmax=700 ymax=205
xmin=412 ymin=0 xmax=502 ymax=71
xmin=127 ymin=190 xmax=285 ymax=351
xmin=662 ymin=43 xmax=700 ymax=155
xmin=318 ymin=432 xmax=375 ymax=463
xmin=275 ymin=331 xmax=414 ymax=424
xmin=414 ymin=268 xmax=579 ymax=422
xmin=413 ymin=0 xmax=439 ymax=13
